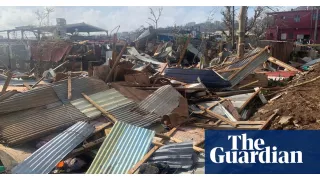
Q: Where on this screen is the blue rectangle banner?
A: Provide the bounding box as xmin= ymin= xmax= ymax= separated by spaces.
xmin=205 ymin=130 xmax=320 ymax=174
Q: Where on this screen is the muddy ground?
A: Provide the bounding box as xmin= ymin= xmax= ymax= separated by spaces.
xmin=252 ymin=63 xmax=320 ymax=130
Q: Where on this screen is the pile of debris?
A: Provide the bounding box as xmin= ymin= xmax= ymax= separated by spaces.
xmin=253 ymin=63 xmax=320 ymax=130
xmin=0 ymin=34 xmax=319 ymax=174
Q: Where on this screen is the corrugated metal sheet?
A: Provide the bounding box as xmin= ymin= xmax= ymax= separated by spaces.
xmin=52 ymin=77 xmax=109 ymax=103
xmin=71 ymin=89 xmax=160 ymax=127
xmin=86 ymin=121 xmax=155 ymax=174
xmin=196 ymin=100 xmax=241 ymax=121
xmin=127 ymin=47 xmax=163 ymax=65
xmin=30 ymin=40 xmax=72 ymax=62
xmin=0 ymin=103 xmax=89 ymax=145
xmin=220 ymin=48 xmax=263 ymax=79
xmin=149 ymin=142 xmax=195 ymax=169
xmin=0 ymin=86 xmax=60 ymax=114
xmin=164 ymin=68 xmax=231 ymax=88
xmin=12 ymin=121 xmax=94 ymax=174
xmin=228 ymin=49 xmax=270 ymax=87
xmin=137 ymin=85 xmax=182 ymax=116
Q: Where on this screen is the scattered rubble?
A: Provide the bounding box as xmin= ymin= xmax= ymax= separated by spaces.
xmin=0 ymin=25 xmax=319 ymax=174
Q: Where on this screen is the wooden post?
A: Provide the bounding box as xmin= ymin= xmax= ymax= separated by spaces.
xmin=67 ymin=71 xmax=72 ymax=100
xmin=82 ymin=93 xmax=117 ymax=123
xmin=106 ymin=43 xmax=128 ymax=82
xmin=237 ymin=6 xmax=247 ymax=59
xmin=177 ymin=34 xmax=191 ymax=66
xmin=1 ymin=72 xmax=12 ymax=95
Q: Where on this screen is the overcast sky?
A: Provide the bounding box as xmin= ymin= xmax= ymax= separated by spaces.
xmin=0 ymin=6 xmax=295 ymax=34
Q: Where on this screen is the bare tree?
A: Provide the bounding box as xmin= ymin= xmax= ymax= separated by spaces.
xmin=34 ymin=7 xmax=55 ymax=27
xmin=44 ymin=7 xmax=55 ymax=26
xmin=221 ymin=6 xmax=265 ymax=42
xmin=147 ymin=7 xmax=163 ymax=29
xmin=34 ymin=9 xmax=46 ymax=27
xmin=221 ymin=6 xmax=233 ymax=42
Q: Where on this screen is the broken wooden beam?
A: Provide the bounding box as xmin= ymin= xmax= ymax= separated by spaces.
xmin=106 ymin=43 xmax=128 ymax=82
xmin=82 ymin=93 xmax=117 ymax=123
xmin=65 ymin=137 xmax=106 ymax=159
xmin=198 ymin=105 xmax=237 ymax=127
xmin=155 ymin=133 xmax=205 ymax=153
xmin=268 ymin=57 xmax=302 ymax=72
xmin=1 ymin=72 xmax=12 ymax=95
xmin=239 ymin=87 xmax=261 ymax=112
xmin=127 ymin=126 xmax=178 ymax=174
xmin=259 ymin=110 xmax=279 ymax=130
xmin=239 ymin=80 xmax=259 ymax=89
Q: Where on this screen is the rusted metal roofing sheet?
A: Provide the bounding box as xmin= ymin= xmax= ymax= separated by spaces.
xmin=52 ymin=77 xmax=109 ymax=103
xmin=228 ymin=48 xmax=270 ymax=87
xmin=0 ymin=86 xmax=59 ymax=114
xmin=0 ymin=103 xmax=89 ymax=145
xmin=137 ymin=85 xmax=182 ymax=116
xmin=71 ymin=89 xmax=160 ymax=127
xmin=149 ymin=142 xmax=195 ymax=169
xmin=30 ymin=40 xmax=72 ymax=62
xmin=86 ymin=121 xmax=155 ymax=174
xmin=12 ymin=121 xmax=94 ymax=174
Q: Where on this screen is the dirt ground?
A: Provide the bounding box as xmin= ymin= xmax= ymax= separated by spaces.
xmin=252 ymin=63 xmax=320 ymax=130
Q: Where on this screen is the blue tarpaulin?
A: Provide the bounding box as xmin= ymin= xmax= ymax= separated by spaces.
xmin=164 ymin=68 xmax=231 ymax=88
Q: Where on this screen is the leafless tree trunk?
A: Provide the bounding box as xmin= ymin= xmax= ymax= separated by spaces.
xmin=238 ymin=6 xmax=247 ymax=59
xmin=147 ymin=7 xmax=163 ymax=29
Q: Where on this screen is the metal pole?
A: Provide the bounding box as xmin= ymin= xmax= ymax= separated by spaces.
xmin=232 ymin=6 xmax=235 ymax=50
xmin=314 ymin=7 xmax=318 ymax=42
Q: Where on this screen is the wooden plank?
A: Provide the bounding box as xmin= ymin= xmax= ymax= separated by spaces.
xmin=268 ymin=57 xmax=301 ymax=72
xmin=1 ymin=72 xmax=12 ymax=95
xmin=23 ymin=83 xmax=32 ymax=90
xmin=106 ymin=43 xmax=128 ymax=82
xmin=206 ymin=99 xmax=226 ymax=110
xmin=239 ymin=80 xmax=259 ymax=89
xmin=31 ymin=76 xmax=45 ymax=88
xmin=82 ymin=93 xmax=117 ymax=123
xmin=239 ymin=87 xmax=261 ymax=112
xmin=65 ymin=137 xmax=106 ymax=159
xmin=259 ymin=110 xmax=279 ymax=130
xmin=155 ymin=133 xmax=204 ymax=153
xmin=198 ymin=105 xmax=237 ymax=127
xmin=127 ymin=126 xmax=178 ymax=174
xmin=67 ymin=71 xmax=72 ymax=100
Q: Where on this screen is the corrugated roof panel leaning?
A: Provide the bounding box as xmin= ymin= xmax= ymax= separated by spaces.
xmin=86 ymin=121 xmax=155 ymax=174
xmin=12 ymin=121 xmax=94 ymax=174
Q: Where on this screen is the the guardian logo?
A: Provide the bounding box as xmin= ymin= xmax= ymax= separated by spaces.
xmin=210 ymin=133 xmax=303 ymax=164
